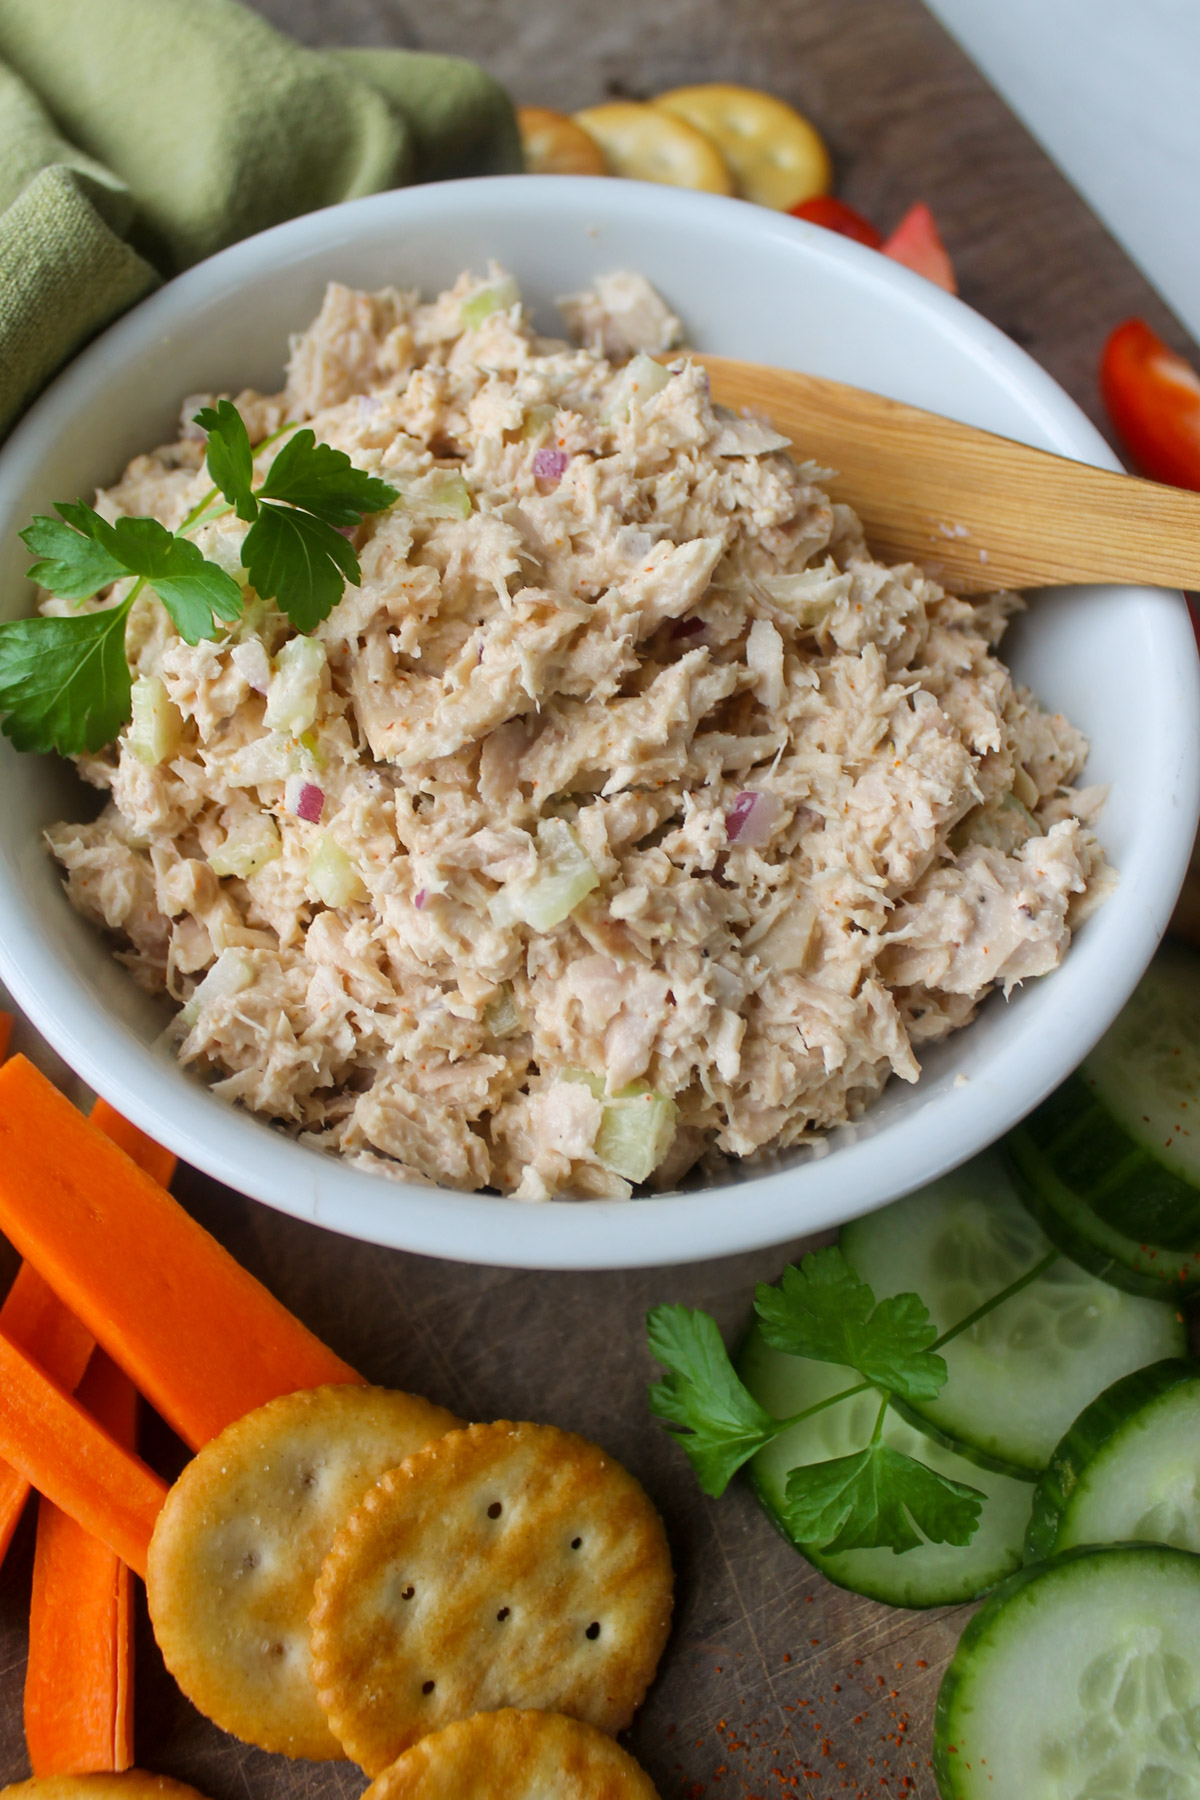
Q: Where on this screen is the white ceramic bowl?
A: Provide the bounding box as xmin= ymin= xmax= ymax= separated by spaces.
xmin=1 ymin=176 xmax=1196 ymax=1269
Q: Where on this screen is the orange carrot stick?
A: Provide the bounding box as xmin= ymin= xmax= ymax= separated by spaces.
xmin=0 ymin=1329 xmax=166 ymax=1577
xmin=0 ymin=1265 xmax=95 ymax=1564
xmin=0 ymin=1055 xmax=361 ymax=1449
xmin=89 ymin=1097 xmax=178 ymax=1191
xmin=25 ymin=1350 xmax=137 ymax=1774
xmin=0 ymin=1092 xmax=176 ymax=1567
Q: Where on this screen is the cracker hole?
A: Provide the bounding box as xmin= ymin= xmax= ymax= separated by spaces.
xmin=585 ymin=1621 xmax=601 ymax=1641
xmin=422 ymin=1680 xmax=436 ymax=1696
xmin=401 ymin=1585 xmax=416 ymax=1601
xmin=496 ymin=1606 xmax=511 ymax=1622
xmin=242 ymin=1551 xmax=260 ymax=1573
xmin=487 ymin=1501 xmax=503 ymax=1519
xmin=571 ymin=1536 xmax=583 ymax=1550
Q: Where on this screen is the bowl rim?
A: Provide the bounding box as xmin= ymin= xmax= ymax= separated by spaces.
xmin=1 ymin=173 xmax=1197 ymax=1270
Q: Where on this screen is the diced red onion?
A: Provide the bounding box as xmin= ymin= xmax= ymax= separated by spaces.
xmin=671 ymin=616 xmax=706 ymax=639
xmin=532 ymin=447 xmax=568 ymax=485
xmin=285 ymin=774 xmax=324 ymax=822
xmin=413 ymin=889 xmax=427 ymax=910
xmin=726 ymin=789 xmax=782 ymax=847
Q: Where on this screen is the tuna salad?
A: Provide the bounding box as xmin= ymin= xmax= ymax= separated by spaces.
xmin=45 ymin=267 xmax=1111 ymax=1199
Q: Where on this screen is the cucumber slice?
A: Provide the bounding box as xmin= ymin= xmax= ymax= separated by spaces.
xmin=1027 ymin=1359 xmax=1200 ymax=1562
xmin=934 ymin=1544 xmax=1200 ymax=1799
xmin=1008 ymin=941 xmax=1200 ymax=1255
xmin=739 ymin=1322 xmax=1033 ymax=1607
xmin=1006 ymin=1128 xmax=1200 ymax=1297
xmin=840 ymin=1152 xmax=1185 ymax=1477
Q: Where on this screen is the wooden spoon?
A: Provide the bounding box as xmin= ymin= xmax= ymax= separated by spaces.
xmin=693 ymin=354 xmax=1200 ymax=594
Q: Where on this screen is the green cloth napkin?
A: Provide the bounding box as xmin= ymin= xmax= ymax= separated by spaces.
xmin=0 ymin=0 xmax=521 ymax=435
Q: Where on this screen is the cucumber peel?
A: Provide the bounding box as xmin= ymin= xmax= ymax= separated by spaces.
xmin=1026 ymin=1358 xmax=1200 ymax=1562
xmin=1006 ymin=1129 xmax=1200 ymax=1297
xmin=934 ymin=1544 xmax=1200 ymax=1798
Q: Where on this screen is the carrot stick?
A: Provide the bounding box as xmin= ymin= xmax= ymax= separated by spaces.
xmin=0 ymin=1265 xmax=95 ymax=1564
xmin=0 ymin=1055 xmax=361 ymax=1449
xmin=25 ymin=1350 xmax=137 ymax=1774
xmin=0 ymin=1329 xmax=165 ymax=1577
xmin=0 ymin=1092 xmax=177 ymax=1567
xmin=89 ymin=1097 xmax=178 ymax=1191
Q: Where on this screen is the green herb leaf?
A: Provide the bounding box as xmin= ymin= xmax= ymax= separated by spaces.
xmin=646 ymin=1304 xmax=780 ymax=1497
xmin=755 ymin=1247 xmax=946 ymax=1402
xmin=783 ymin=1442 xmax=984 ymax=1555
xmin=242 ymin=502 xmax=360 ymax=631
xmin=256 ymin=428 xmax=398 ymax=527
xmin=194 ymin=401 xmax=258 ymax=522
xmin=21 ymin=504 xmax=128 ymax=600
xmin=89 ymin=516 xmax=244 ymax=645
xmin=0 ymin=602 xmax=133 ymax=754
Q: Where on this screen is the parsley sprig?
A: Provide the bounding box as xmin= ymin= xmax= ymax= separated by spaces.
xmin=0 ymin=401 xmax=398 ymax=755
xmin=647 ymin=1243 xmax=1056 ymax=1556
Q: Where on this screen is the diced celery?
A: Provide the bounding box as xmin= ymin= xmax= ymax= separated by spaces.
xmin=297 ymin=729 xmax=326 ymax=772
xmin=603 ymin=353 xmax=672 ymax=423
xmin=488 ymin=818 xmax=600 ymax=932
xmin=484 ymin=985 xmax=524 ymax=1037
xmin=209 ymin=812 xmax=281 ymax=880
xmin=397 ymin=469 xmax=473 ymax=521
xmin=594 ymin=1090 xmax=677 ymax=1184
xmin=308 ymin=836 xmax=365 ymax=907
xmin=562 ymin=1067 xmax=606 ymax=1100
xmin=265 ymin=636 xmax=326 ymax=736
xmin=521 ymin=403 xmax=559 ymax=440
xmin=461 ymin=275 xmax=520 ymax=329
xmin=128 ymin=675 xmax=183 ymax=767
xmin=178 ymin=947 xmax=255 ymax=1031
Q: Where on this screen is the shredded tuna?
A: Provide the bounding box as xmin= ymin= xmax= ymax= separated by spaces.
xmin=45 ymin=266 xmax=1111 ymax=1197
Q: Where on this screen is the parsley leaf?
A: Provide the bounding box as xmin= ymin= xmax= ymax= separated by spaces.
xmin=20 ymin=504 xmax=128 ymax=600
xmin=241 ymin=503 xmax=361 ymax=632
xmin=256 ymin=428 xmax=398 ymax=527
xmin=754 ymin=1246 xmax=946 ymax=1402
xmin=193 ymin=400 xmax=257 ymax=522
xmin=646 ymin=1304 xmax=781 ymax=1497
xmin=0 ymin=602 xmax=132 ymax=754
xmin=783 ymin=1443 xmax=985 ymax=1555
xmin=87 ymin=515 xmax=243 ymax=645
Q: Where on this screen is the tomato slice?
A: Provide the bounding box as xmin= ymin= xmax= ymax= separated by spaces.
xmin=880 ymin=202 xmax=956 ymax=294
xmin=1101 ymin=318 xmax=1200 ymax=492
xmin=788 ymin=195 xmax=883 ymax=249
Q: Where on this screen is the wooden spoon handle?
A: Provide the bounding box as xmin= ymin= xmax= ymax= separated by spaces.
xmin=696 ymin=355 xmax=1200 ymax=594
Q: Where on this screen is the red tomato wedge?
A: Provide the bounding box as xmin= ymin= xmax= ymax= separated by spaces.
xmin=881 ymin=201 xmax=957 ymax=294
xmin=788 ymin=195 xmax=883 ymax=248
xmin=1101 ymin=318 xmax=1200 ymax=492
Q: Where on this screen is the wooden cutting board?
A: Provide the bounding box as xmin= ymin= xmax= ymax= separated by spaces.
xmin=1 ymin=3 xmax=1195 ymax=1797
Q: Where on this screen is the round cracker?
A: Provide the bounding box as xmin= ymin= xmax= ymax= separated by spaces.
xmin=363 ymin=1709 xmax=660 ymax=1799
xmin=1 ymin=1782 xmax=211 ymax=1800
xmin=519 ymin=107 xmax=609 ymax=177
xmin=310 ymin=1420 xmax=674 ymax=1773
xmin=574 ymin=103 xmax=734 ymax=194
xmin=654 ymin=84 xmax=832 ymax=210
xmin=147 ymin=1384 xmax=461 ymax=1761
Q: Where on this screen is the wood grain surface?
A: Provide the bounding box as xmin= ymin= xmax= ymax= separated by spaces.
xmin=1 ymin=4 xmax=1195 ymax=1798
